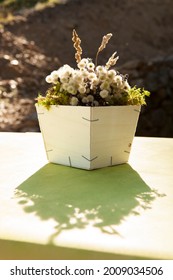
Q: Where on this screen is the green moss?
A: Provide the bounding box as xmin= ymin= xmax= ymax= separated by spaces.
xmin=37 ymin=82 xmax=70 ymax=109
xmin=127 ymin=86 xmax=150 ymax=105
xmin=36 ymin=85 xmax=150 ymax=109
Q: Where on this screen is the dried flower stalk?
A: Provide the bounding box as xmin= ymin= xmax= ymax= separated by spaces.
xmin=95 ymin=33 xmax=112 ymax=66
xmin=105 ymin=52 xmax=119 ymax=69
xmin=72 ymin=29 xmax=82 ymax=63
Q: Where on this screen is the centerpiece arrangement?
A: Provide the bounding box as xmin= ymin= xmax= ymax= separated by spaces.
xmin=36 ymin=30 xmax=150 ymax=170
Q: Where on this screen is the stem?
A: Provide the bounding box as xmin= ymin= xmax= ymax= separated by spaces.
xmin=95 ymin=51 xmax=99 ymax=67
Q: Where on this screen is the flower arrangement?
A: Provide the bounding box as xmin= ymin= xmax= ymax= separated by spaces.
xmin=37 ymin=30 xmax=150 ymax=109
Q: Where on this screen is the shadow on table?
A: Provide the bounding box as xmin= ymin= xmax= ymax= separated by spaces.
xmin=15 ymin=163 xmax=161 ymax=243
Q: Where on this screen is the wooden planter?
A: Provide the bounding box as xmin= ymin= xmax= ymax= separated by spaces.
xmin=36 ymin=105 xmax=140 ymax=170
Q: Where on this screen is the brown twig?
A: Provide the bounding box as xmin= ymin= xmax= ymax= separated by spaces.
xmin=72 ymin=29 xmax=82 ymax=64
xmin=105 ymin=52 xmax=119 ymax=69
xmin=95 ymin=33 xmax=112 ymax=67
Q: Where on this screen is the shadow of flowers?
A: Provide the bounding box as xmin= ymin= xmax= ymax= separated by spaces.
xmin=15 ymin=163 xmax=162 ymax=243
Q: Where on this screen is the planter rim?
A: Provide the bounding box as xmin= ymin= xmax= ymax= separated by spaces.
xmin=35 ymin=104 xmax=141 ymax=108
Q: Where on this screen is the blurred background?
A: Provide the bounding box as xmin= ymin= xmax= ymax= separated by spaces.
xmin=0 ymin=0 xmax=173 ymax=136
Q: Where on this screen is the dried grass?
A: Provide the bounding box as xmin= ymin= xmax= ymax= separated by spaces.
xmin=72 ymin=29 xmax=82 ymax=64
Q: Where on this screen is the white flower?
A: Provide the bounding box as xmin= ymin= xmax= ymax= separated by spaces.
xmin=61 ymin=71 xmax=71 ymax=79
xmin=67 ymin=85 xmax=77 ymax=95
xmin=78 ymin=86 xmax=86 ymax=94
xmin=73 ymin=71 xmax=84 ymax=83
xmin=82 ymin=58 xmax=89 ymax=64
xmin=76 ymin=76 xmax=84 ymax=83
xmin=91 ymin=78 xmax=99 ymax=86
xmin=98 ymin=73 xmax=107 ymax=82
xmin=63 ymin=64 xmax=73 ymax=70
xmin=45 ymin=75 xmax=52 ymax=83
xmin=61 ymin=83 xmax=68 ymax=90
xmin=93 ymin=100 xmax=99 ymax=106
xmin=62 ymin=64 xmax=73 ymax=74
xmin=80 ymin=68 xmax=89 ymax=78
xmin=77 ymin=58 xmax=88 ymax=69
xmin=70 ymin=97 xmax=79 ymax=106
xmin=96 ymin=65 xmax=106 ymax=73
xmin=88 ymin=72 xmax=97 ymax=80
xmin=114 ymin=75 xmax=123 ymax=85
xmin=87 ymin=95 xmax=94 ymax=102
xmin=50 ymin=70 xmax=60 ymax=84
xmin=60 ymin=76 xmax=69 ymax=83
xmin=107 ymin=69 xmax=116 ymax=80
xmin=87 ymin=62 xmax=95 ymax=71
xmin=62 ymin=71 xmax=71 ymax=80
xmin=123 ymin=80 xmax=131 ymax=91
xmin=100 ymin=81 xmax=110 ymax=90
xmin=68 ymin=79 xmax=76 ymax=87
xmin=82 ymin=97 xmax=88 ymax=103
xmin=78 ymin=58 xmax=88 ymax=68
xmin=77 ymin=61 xmax=85 ymax=69
xmin=100 ymin=89 xmax=109 ymax=98
xmin=51 ymin=70 xmax=59 ymax=80
xmin=58 ymin=65 xmax=73 ymax=79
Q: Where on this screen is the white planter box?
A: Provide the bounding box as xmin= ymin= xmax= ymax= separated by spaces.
xmin=36 ymin=105 xmax=140 ymax=170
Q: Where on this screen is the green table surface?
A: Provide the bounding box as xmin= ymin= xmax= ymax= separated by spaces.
xmin=0 ymin=133 xmax=173 ymax=260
